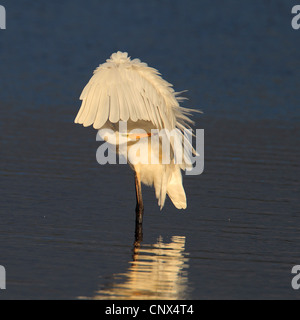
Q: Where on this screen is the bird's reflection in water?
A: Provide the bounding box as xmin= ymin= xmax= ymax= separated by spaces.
xmin=86 ymin=235 xmax=190 ymax=300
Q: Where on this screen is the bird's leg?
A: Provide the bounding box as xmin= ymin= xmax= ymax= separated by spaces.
xmin=134 ymin=170 xmax=144 ymax=225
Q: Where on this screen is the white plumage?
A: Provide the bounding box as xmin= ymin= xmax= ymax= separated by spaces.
xmin=75 ymin=51 xmax=198 ymax=211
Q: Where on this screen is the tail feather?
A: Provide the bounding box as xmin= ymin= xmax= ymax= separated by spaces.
xmin=167 ymin=166 xmax=187 ymax=209
xmin=140 ymin=163 xmax=187 ymax=210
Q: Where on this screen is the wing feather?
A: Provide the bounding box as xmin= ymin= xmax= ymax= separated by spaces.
xmin=74 ymin=98 xmax=87 ymax=124
xmin=93 ymin=90 xmax=109 ymax=129
xmin=108 ymin=86 xmax=120 ymax=123
xmin=75 ymin=52 xmax=200 ymax=158
xmin=78 ymin=83 xmax=97 ymax=125
xmin=125 ymin=82 xmax=139 ymax=122
xmin=83 ymin=85 xmax=100 ymax=127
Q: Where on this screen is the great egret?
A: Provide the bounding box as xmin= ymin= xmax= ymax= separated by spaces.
xmin=75 ymin=52 xmax=198 ymax=223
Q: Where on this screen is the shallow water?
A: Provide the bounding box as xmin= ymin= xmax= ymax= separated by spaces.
xmin=0 ymin=0 xmax=300 ymax=300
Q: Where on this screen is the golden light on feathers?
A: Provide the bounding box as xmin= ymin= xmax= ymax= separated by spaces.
xmin=75 ymin=52 xmax=199 ymax=211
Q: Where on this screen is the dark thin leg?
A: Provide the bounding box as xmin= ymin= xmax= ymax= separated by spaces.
xmin=133 ymin=171 xmax=144 ymax=258
xmin=135 ymin=170 xmax=144 ymax=225
xmin=134 ymin=221 xmax=143 ymax=258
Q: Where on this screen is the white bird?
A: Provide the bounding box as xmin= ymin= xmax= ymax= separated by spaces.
xmin=75 ymin=51 xmax=199 ymax=223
